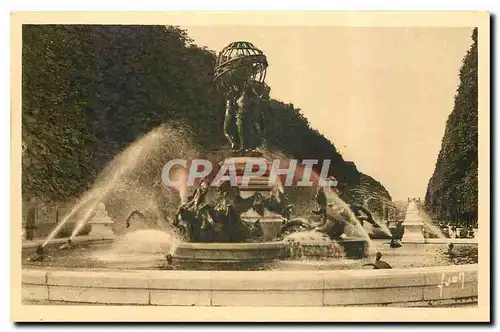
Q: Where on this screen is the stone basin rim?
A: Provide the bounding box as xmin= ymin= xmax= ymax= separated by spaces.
xmin=20 ymin=263 xmax=479 ymax=308
xmin=22 ymin=263 xmax=479 ymax=276
xmin=175 ymin=241 xmax=286 ymax=250
xmin=175 ymin=237 xmax=369 ymax=250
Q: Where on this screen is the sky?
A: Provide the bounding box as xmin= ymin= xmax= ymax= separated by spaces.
xmin=185 ymin=26 xmax=474 ymax=201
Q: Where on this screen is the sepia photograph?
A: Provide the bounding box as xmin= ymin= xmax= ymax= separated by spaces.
xmin=10 ymin=11 xmax=490 ymax=322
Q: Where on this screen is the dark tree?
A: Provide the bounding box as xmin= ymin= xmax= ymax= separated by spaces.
xmin=22 ymin=25 xmax=390 ymax=212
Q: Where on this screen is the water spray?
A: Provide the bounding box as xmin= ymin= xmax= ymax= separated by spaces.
xmin=39 ymin=128 xmax=162 ymax=250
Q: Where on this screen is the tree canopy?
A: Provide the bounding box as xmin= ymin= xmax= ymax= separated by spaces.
xmin=22 ymin=25 xmax=389 ymax=207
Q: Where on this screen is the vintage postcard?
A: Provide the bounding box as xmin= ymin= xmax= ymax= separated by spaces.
xmin=11 ymin=11 xmax=490 ymax=322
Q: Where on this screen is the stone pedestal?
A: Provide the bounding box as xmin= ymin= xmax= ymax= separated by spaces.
xmin=401 ymin=202 xmax=424 ymax=243
xmin=224 ymin=157 xmax=284 ymax=241
xmin=88 ymin=202 xmax=115 ymax=237
xmin=240 ymin=207 xmax=283 ymax=241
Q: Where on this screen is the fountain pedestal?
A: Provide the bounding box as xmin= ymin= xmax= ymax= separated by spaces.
xmin=401 ymin=202 xmax=424 ymax=243
xmin=88 ymin=203 xmax=115 ymax=237
xmin=401 ymin=220 xmax=425 ymax=243
xmin=89 ymin=223 xmax=114 ymax=237
xmin=228 ymin=157 xmax=284 ymax=241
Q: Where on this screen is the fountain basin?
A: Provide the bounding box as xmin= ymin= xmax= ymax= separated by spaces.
xmin=173 ymin=241 xmax=286 ymax=265
xmin=23 ymin=233 xmax=478 ymax=269
xmin=21 ymin=264 xmax=478 ymax=308
xmin=172 ymin=237 xmax=369 ymax=268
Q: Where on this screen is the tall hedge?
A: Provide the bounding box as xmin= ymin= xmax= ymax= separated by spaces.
xmin=425 ymin=28 xmax=478 ymax=223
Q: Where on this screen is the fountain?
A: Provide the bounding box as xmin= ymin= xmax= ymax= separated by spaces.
xmin=166 ymin=41 xmax=370 ymax=266
xmin=27 ymin=40 xmax=370 ymax=268
xmin=401 ymin=200 xmax=425 ymax=243
xmin=21 ymin=40 xmax=478 ymax=308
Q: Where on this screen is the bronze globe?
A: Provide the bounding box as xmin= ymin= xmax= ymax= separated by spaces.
xmin=214 ymin=41 xmax=268 ymax=95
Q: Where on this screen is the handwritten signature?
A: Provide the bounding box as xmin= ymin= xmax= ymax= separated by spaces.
xmin=437 ymin=272 xmax=465 ymax=298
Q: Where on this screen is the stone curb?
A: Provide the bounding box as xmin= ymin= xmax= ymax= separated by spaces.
xmin=21 ymin=264 xmax=478 ymax=306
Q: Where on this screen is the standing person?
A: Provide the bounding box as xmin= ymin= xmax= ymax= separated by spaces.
xmin=449 ymin=225 xmax=456 ymax=238
xmin=422 ymin=226 xmax=427 ymax=239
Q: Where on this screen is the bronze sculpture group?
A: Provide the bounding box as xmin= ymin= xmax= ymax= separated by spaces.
xmin=172 ymin=41 xmax=287 ymax=242
xmin=214 ymin=41 xmax=269 ymax=154
xmin=171 ymin=40 xmax=393 ymax=245
xmin=173 ymin=179 xmax=292 ymax=242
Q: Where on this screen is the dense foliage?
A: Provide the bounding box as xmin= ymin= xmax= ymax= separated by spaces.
xmin=425 ymin=28 xmax=478 ymax=223
xmin=22 ymin=25 xmax=387 ymax=207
